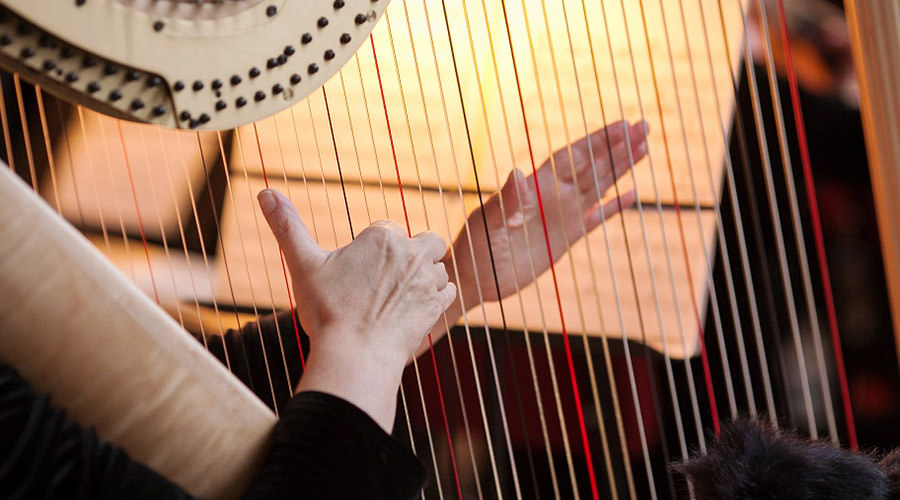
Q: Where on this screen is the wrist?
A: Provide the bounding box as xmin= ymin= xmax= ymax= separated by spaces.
xmin=297 ymin=340 xmax=405 ymax=432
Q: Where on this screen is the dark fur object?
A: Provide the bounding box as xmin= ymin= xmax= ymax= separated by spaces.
xmin=673 ymin=419 xmax=893 ymax=500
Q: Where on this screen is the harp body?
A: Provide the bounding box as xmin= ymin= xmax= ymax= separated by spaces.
xmin=0 ymin=0 xmax=894 ymax=499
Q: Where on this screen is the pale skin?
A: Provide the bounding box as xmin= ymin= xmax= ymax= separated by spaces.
xmin=259 ymin=120 xmax=648 ymax=432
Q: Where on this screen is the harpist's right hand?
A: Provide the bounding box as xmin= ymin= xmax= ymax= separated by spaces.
xmin=257 ymin=188 xmax=456 ymax=431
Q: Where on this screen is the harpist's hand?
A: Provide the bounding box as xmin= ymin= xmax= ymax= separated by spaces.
xmin=450 ymin=120 xmax=646 ymax=307
xmin=258 ymin=189 xmax=456 ymax=431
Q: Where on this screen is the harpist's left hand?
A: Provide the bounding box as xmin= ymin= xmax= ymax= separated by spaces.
xmin=421 ymin=120 xmax=646 ymax=350
xmin=451 ymin=120 xmax=646 ymax=307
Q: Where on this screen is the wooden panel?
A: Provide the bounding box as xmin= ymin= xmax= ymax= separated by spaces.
xmin=233 ymin=0 xmax=746 ymax=208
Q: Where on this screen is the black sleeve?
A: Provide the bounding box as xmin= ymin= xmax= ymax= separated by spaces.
xmin=0 ymin=355 xmax=427 ymax=500
xmin=0 ymin=362 xmax=195 ymax=500
xmin=244 ymin=391 xmax=428 ymax=500
xmin=202 ymin=310 xmax=309 ymax=414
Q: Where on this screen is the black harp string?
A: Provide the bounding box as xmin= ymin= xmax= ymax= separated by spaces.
xmin=386 ymin=7 xmax=552 ymax=498
xmin=322 ymin=65 xmax=453 ymax=499
xmin=323 ymin=52 xmax=453 ymax=496
xmin=292 ymin=86 xmax=425 ymax=466
xmin=525 ymin=0 xmax=650 ymax=496
xmin=425 ymin=1 xmax=534 ymax=496
xmin=328 ymin=59 xmax=429 ymax=482
xmin=368 ymin=24 xmax=464 ymax=499
xmin=391 ymin=6 xmax=492 ymax=496
xmin=382 ymin=10 xmax=522 ymax=498
xmin=451 ymin=1 xmax=585 ymax=497
xmin=491 ymin=0 xmax=638 ymax=497
xmin=404 ymin=1 xmax=529 ymax=496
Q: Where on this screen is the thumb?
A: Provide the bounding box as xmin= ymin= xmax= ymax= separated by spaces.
xmin=258 ymin=189 xmax=326 ymax=274
xmin=500 ymin=168 xmax=528 ymax=216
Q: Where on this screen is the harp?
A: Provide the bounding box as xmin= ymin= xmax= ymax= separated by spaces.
xmin=0 ymin=0 xmax=893 ymax=498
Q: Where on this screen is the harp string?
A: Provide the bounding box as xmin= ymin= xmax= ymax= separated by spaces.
xmin=133 ymin=125 xmax=188 ymax=330
xmin=220 ymin=126 xmax=283 ymax=412
xmin=491 ymin=0 xmax=617 ymax=497
xmin=456 ymin=0 xmax=580 ymax=495
xmin=520 ymin=0 xmax=679 ymax=497
xmin=0 ymin=77 xmax=14 ymax=172
xmin=772 ymin=0 xmax=857 ymax=448
xmin=738 ymin=2 xmax=819 ymax=439
xmin=12 ymin=75 xmax=38 ymax=192
xmin=243 ymin=125 xmax=299 ymax=392
xmin=531 ymin=1 xmax=660 ymax=494
xmin=250 ymin=125 xmax=307 ymax=376
xmin=391 ymin=4 xmax=508 ymax=494
xmin=381 ymin=11 xmax=514 ymax=497
xmin=322 ymin=68 xmax=455 ymax=498
xmin=597 ymin=2 xmax=693 ymax=490
xmin=401 ymin=5 xmax=574 ymax=497
xmin=0 ymin=0 xmax=869 ymax=496
xmin=113 ymin=121 xmax=163 ymax=305
xmin=755 ymin=0 xmax=838 ymax=442
xmin=601 ymin=0 xmax=699 ymax=473
xmin=552 ymin=1 xmax=644 ymax=494
xmin=325 ymin=59 xmax=435 ymax=489
xmin=438 ymin=0 xmax=590 ymax=496
xmin=683 ymin=0 xmax=760 ymax=418
xmin=658 ymin=0 xmax=741 ymax=420
xmin=150 ymin=124 xmax=215 ymax=354
xmin=34 ymin=89 xmax=69 ymax=224
xmin=700 ymin=0 xmax=780 ymax=419
xmin=404 ymin=1 xmax=530 ymax=495
xmin=450 ymin=0 xmax=601 ymax=496
xmin=633 ymin=0 xmax=713 ymax=451
xmin=169 ymin=125 xmax=232 ymax=369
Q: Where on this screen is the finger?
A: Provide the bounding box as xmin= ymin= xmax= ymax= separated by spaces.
xmin=431 ymin=262 xmax=450 ymax=290
xmin=413 ymin=231 xmax=449 ymax=262
xmin=552 ymin=120 xmax=629 ymax=180
xmin=436 ymin=282 xmax=458 ymax=312
xmin=258 ymin=189 xmax=326 ymax=272
xmin=583 ymin=190 xmax=637 ymax=232
xmin=499 ymin=168 xmax=528 ymax=217
xmin=579 ymin=125 xmax=647 ymax=198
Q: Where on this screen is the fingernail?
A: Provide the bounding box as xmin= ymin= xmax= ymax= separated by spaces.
xmin=257 ymin=189 xmax=277 ymax=216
